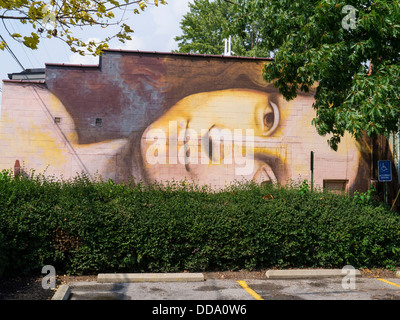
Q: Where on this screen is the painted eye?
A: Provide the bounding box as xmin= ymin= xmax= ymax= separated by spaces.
xmin=263 ymin=101 xmax=279 ymax=136
xmin=263 ymin=112 xmax=275 ymax=131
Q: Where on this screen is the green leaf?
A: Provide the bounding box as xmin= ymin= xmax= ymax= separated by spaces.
xmin=23 ymin=33 xmax=39 ymax=49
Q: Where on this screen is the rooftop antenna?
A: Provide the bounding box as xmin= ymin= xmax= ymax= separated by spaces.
xmin=224 ymin=35 xmax=232 ymax=56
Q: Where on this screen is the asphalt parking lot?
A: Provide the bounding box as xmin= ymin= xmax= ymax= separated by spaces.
xmin=66 ymin=275 xmax=400 ymax=300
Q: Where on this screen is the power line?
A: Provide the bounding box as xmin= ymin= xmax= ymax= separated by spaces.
xmin=0 ymin=34 xmax=26 ymax=71
xmin=9 ymin=19 xmax=39 ymax=67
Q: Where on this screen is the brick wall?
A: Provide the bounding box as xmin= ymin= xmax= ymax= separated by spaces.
xmin=0 ymin=51 xmax=373 ymax=192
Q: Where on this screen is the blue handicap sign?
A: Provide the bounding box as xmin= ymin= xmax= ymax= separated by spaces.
xmin=378 ymin=160 xmax=392 ymax=182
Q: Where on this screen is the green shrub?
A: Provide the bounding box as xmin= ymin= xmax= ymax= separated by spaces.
xmin=0 ymin=170 xmax=400 ymax=277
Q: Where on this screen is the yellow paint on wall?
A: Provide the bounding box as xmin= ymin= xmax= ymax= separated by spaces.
xmin=67 ymin=131 xmax=79 ymax=144
xmin=0 ymin=113 xmax=17 ymax=157
xmin=0 ymin=112 xmax=16 ymax=127
xmin=49 ymin=94 xmax=68 ymax=114
xmin=13 ymin=119 xmax=68 ymax=172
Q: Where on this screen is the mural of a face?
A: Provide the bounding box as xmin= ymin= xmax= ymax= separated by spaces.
xmin=140 ymin=88 xmax=361 ymax=189
xmin=1 ymin=52 xmax=365 ymax=193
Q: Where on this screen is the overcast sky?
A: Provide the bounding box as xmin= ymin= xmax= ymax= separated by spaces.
xmin=0 ymin=0 xmax=193 ymax=105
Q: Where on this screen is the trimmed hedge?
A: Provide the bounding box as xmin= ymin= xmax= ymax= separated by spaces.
xmin=1 ymin=169 xmax=400 ymax=277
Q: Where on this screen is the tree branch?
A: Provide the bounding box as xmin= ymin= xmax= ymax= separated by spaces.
xmin=0 ymin=15 xmax=28 ymax=20
xmin=222 ymin=0 xmax=237 ymax=5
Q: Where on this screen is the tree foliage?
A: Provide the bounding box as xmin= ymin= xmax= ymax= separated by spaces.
xmin=1 ymin=170 xmax=399 ymax=276
xmin=174 ymin=0 xmax=269 ymax=57
xmin=232 ymin=0 xmax=400 ymax=150
xmin=0 ymin=0 xmax=166 ymax=55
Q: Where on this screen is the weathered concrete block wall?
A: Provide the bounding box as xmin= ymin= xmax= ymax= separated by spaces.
xmin=0 ymin=50 xmax=373 ymax=192
xmin=0 ymin=80 xmax=126 ymax=181
xmin=0 ymin=81 xmax=73 ymax=178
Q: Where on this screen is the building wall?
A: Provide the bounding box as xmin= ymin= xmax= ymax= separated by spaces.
xmin=0 ymin=51 xmax=373 ymax=192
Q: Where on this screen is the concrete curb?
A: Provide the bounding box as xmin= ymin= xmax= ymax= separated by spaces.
xmin=97 ymin=273 xmax=205 ymax=283
xmin=51 ymin=284 xmax=71 ymax=300
xmin=266 ymin=269 xmax=362 ymax=279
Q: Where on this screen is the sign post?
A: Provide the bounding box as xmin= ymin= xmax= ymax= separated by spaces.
xmin=310 ymin=151 xmax=314 ymax=191
xmin=378 ymin=160 xmax=392 ymax=205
